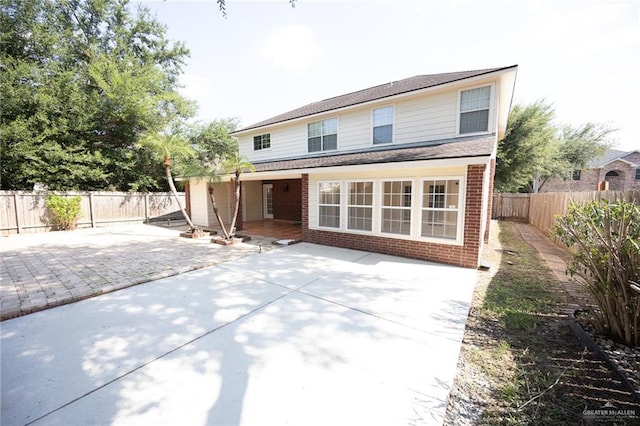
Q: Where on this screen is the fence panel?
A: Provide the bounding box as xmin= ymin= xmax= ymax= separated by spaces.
xmin=0 ymin=191 xmax=185 ymax=236
xmin=491 ymin=193 xmax=530 ymax=221
xmin=529 ymin=190 xmax=640 ymax=236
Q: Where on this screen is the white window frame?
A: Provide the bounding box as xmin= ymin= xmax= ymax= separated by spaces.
xmin=380 ymin=178 xmax=414 ymax=236
xmin=347 ymin=180 xmax=374 ymax=232
xmin=253 ymin=133 xmax=271 ymax=151
xmin=372 ymin=105 xmax=395 ymax=145
xmin=419 ymin=176 xmax=465 ymax=245
xmin=456 ymin=84 xmax=494 ymax=136
xmin=317 ymin=181 xmax=341 ymax=229
xmin=308 ymin=117 xmax=339 ymax=153
xmin=309 ymin=175 xmax=466 ymax=246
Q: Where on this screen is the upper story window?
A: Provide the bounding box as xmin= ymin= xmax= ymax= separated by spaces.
xmin=572 ymin=170 xmax=581 ymax=180
xmin=373 ymin=106 xmax=394 ymax=144
xmin=635 ymin=168 xmax=640 ymax=180
xmin=308 ymin=118 xmax=338 ymax=152
xmin=253 ymin=134 xmax=270 ymax=151
xmin=459 ymin=86 xmax=491 ymax=134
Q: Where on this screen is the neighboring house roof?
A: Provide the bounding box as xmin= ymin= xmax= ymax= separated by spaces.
xmin=251 ymin=136 xmax=494 ymax=173
xmin=587 ymin=149 xmax=638 ymax=168
xmin=235 ymin=65 xmax=517 ymax=133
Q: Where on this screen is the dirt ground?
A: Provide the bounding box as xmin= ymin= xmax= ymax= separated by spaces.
xmin=443 ymin=221 xmax=639 ymax=425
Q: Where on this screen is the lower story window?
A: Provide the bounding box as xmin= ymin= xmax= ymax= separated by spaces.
xmin=348 ymin=181 xmax=373 ymax=231
xmin=421 ymin=179 xmax=460 ymax=240
xmin=319 ymin=182 xmax=341 ymax=228
xmin=381 ymin=180 xmax=412 ymax=235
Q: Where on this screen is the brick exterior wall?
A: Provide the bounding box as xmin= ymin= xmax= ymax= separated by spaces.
xmin=301 ymin=165 xmax=486 ymax=269
xmin=484 ymin=159 xmax=495 ymax=243
xmin=542 ymin=153 xmax=640 ymax=192
xmin=264 ymin=179 xmax=302 ymax=221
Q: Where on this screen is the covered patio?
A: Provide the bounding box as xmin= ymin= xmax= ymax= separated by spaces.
xmin=223 ymin=219 xmax=302 ymax=242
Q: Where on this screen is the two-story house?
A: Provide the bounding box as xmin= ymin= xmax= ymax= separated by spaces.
xmin=188 ymin=65 xmax=518 ymax=268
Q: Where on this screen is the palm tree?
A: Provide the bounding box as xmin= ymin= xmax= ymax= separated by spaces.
xmin=183 ymin=158 xmax=231 ymax=240
xmin=223 ymin=152 xmax=255 ymax=238
xmin=137 ymin=131 xmax=198 ymax=232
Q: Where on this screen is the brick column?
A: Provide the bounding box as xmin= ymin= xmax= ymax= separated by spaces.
xmin=301 ymin=174 xmax=309 ymax=241
xmin=484 ymin=159 xmax=496 ymax=243
xmin=462 ymin=164 xmax=486 ymax=268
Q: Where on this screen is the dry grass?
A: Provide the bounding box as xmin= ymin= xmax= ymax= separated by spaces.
xmin=443 ymin=221 xmax=639 ymax=425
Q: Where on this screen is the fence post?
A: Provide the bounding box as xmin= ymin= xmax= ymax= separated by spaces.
xmin=144 ymin=193 xmax=149 ymax=223
xmin=89 ymin=192 xmax=96 ymax=228
xmin=13 ymin=192 xmax=21 ymax=234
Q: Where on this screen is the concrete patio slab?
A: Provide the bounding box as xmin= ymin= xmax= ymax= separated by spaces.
xmin=1 ymin=243 xmax=477 ymax=426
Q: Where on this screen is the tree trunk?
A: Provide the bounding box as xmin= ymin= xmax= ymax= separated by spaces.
xmin=228 ymin=172 xmax=241 ymax=238
xmin=208 ymin=185 xmax=230 ymax=239
xmin=164 ymin=162 xmax=196 ymax=231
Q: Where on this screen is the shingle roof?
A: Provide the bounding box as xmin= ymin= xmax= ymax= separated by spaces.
xmin=236 ymin=65 xmax=517 ymax=133
xmin=251 ymin=137 xmax=495 ymax=173
xmin=587 ymin=149 xmax=632 ymax=168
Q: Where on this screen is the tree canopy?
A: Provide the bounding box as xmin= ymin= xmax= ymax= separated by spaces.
xmin=495 ymin=101 xmax=614 ymax=193
xmin=0 ymin=0 xmax=194 ymax=191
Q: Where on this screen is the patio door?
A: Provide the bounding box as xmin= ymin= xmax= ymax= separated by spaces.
xmin=263 ymin=184 xmax=274 ymax=219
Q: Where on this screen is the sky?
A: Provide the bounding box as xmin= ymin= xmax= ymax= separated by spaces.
xmin=135 ymin=0 xmax=639 ymax=151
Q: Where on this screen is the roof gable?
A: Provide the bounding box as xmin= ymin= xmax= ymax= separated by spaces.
xmin=235 ymin=65 xmax=517 ymax=133
xmin=587 ymin=149 xmax=639 ymax=168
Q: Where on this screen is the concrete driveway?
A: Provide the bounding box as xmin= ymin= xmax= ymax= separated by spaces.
xmin=1 ymin=243 xmax=477 ymax=426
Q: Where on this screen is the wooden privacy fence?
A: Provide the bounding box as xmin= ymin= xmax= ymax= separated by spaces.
xmin=493 ymin=190 xmax=640 ymax=236
xmin=0 ymin=191 xmax=185 ymax=236
xmin=529 ymin=190 xmax=640 ymax=236
xmin=492 ymin=193 xmax=530 ymax=222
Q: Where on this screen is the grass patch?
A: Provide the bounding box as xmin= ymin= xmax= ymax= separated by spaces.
xmin=462 ymin=221 xmax=639 ymax=425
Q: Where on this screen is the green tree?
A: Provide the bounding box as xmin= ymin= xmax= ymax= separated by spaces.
xmin=553 ymin=199 xmax=640 ymax=347
xmin=495 ymin=101 xmax=558 ymax=193
xmin=223 ymin=152 xmax=255 ymax=238
xmin=137 ymin=131 xmax=198 ymax=231
xmin=0 ymin=0 xmax=193 ymax=191
xmin=496 ymin=101 xmax=613 ymax=193
xmin=190 ymin=118 xmax=239 ymax=163
xmin=215 ymin=0 xmax=296 ymax=17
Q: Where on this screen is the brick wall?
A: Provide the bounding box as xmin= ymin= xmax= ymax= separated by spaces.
xmin=542 ymin=154 xmax=640 ymax=192
xmin=484 ymin=159 xmax=495 ymax=243
xmin=266 ymin=179 xmax=302 ymax=221
xmin=302 ymin=165 xmax=486 ymax=269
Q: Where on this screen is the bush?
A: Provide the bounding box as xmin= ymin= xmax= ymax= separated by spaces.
xmin=45 ymin=194 xmax=82 ymax=231
xmin=553 ymin=199 xmax=640 ymax=347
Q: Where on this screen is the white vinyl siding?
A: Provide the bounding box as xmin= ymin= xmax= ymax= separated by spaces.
xmin=237 ymin=86 xmax=482 ymax=161
xmin=241 ymin=181 xmax=263 ymax=221
xmin=189 ymin=180 xmax=231 ymax=229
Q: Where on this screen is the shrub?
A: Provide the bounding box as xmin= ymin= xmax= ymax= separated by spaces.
xmin=45 ymin=194 xmax=82 ymax=231
xmin=553 ymin=199 xmax=640 ymax=347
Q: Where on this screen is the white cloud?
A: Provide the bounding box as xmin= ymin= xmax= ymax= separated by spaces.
xmin=259 ymin=25 xmax=318 ymax=71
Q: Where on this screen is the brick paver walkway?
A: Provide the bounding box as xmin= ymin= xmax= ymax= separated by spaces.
xmin=513 ymin=222 xmax=596 ymax=313
xmin=0 ymin=224 xmax=278 ymax=320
